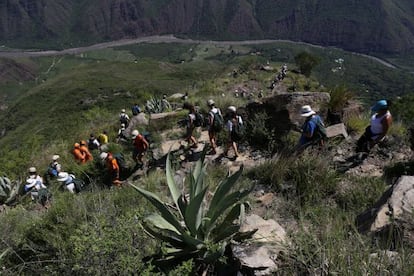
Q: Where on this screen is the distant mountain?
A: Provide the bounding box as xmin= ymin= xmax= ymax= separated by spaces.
xmin=1 ymin=0 xmax=414 ymax=54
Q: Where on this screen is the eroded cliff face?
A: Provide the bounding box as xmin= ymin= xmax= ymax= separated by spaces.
xmin=0 ymin=0 xmax=413 ymax=53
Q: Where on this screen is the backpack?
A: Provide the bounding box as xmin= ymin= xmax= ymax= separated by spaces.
xmin=120 ymin=114 xmax=129 ymax=124
xmin=194 ymin=111 xmax=204 ymax=127
xmin=231 ymin=116 xmax=244 ymax=142
xmin=113 ymin=153 xmax=127 ymax=170
xmin=311 ymin=116 xmax=327 ymax=141
xmin=72 ymin=178 xmax=85 ymax=193
xmin=132 ymin=105 xmax=141 ymax=115
xmin=212 ymin=111 xmax=224 ymax=132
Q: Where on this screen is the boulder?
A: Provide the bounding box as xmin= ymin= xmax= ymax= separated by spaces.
xmin=125 ymin=113 xmax=149 ymax=137
xmin=326 ymin=123 xmax=349 ymax=139
xmin=232 ymin=214 xmax=287 ymax=275
xmin=246 ymin=92 xmax=330 ymax=135
xmin=356 ymin=176 xmax=414 ymax=233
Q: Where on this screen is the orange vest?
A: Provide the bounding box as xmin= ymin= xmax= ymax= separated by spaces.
xmin=80 ymin=145 xmax=93 ymax=162
xmin=73 ymin=148 xmax=86 ymax=163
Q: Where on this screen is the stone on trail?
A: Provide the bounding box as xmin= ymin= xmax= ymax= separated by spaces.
xmin=326 ymin=123 xmax=348 ymax=139
xmin=232 ymin=214 xmax=287 ymax=275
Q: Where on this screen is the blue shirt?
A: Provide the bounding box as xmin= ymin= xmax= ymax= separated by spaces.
xmin=299 ymin=115 xmax=321 ymax=145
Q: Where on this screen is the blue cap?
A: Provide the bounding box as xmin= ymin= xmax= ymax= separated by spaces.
xmin=371 ymin=100 xmax=387 ymax=112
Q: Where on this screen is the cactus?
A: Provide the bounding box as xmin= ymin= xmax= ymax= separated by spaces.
xmin=0 ymin=176 xmax=21 ymax=205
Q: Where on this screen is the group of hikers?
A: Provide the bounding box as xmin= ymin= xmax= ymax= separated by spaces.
xmin=23 ymin=95 xmax=392 ymax=207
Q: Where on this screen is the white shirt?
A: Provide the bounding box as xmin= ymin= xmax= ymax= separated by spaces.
xmin=370 ymin=111 xmax=390 ymax=139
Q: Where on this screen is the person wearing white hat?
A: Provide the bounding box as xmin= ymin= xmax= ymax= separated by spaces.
xmin=119 ymin=109 xmax=130 ymax=127
xmin=131 ymin=129 xmax=149 ymax=165
xmin=25 ymin=168 xmax=47 ymax=201
xmin=47 ymin=154 xmax=62 ymax=177
xmin=57 ymin=172 xmax=77 ymax=193
xmin=224 ymin=106 xmax=243 ymax=158
xmin=207 ymin=99 xmax=223 ymax=154
xmin=298 ymin=105 xmax=325 ymax=149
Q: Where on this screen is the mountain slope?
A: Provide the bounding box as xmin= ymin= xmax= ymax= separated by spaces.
xmin=0 ymin=0 xmax=414 ymax=53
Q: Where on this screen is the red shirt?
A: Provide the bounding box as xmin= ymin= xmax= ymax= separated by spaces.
xmin=133 ymin=134 xmax=148 ymax=151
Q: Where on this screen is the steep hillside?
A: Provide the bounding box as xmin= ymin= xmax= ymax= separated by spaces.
xmin=1 ymin=0 xmax=414 ymax=54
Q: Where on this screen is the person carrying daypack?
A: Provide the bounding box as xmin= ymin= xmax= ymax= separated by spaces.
xmin=80 ymin=140 xmax=94 ymax=162
xmin=224 ymin=106 xmax=243 ymax=158
xmin=57 ymin=172 xmax=84 ymax=193
xmin=119 ymin=109 xmax=130 ymax=127
xmin=47 ymin=155 xmax=62 ymax=177
xmin=131 ymin=104 xmax=141 ymax=116
xmin=25 ymin=167 xmax=50 ymax=206
xmin=207 ymin=99 xmax=223 ymax=155
xmin=297 ymin=105 xmax=327 ymax=152
xmin=116 ymin=123 xmax=128 ymax=143
xmin=100 ymin=152 xmax=122 ymax=187
xmin=87 ymin=134 xmax=100 ymax=151
xmin=72 ymin=143 xmax=86 ymax=163
xmin=183 ymin=103 xmax=198 ymax=149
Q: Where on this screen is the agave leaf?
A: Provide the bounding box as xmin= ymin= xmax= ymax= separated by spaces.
xmin=145 ymin=213 xmax=180 ymax=234
xmin=203 ymin=241 xmax=228 ymax=263
xmin=177 ymin=194 xmax=188 ymax=219
xmin=166 ymin=153 xmax=182 ymax=212
xmin=141 ymin=221 xmax=185 ymax=248
xmin=184 ymin=186 xmax=208 ymax=236
xmin=212 ymin=203 xmax=242 ymax=235
xmin=206 ymin=187 xmax=253 ymax=233
xmin=4 ymin=180 xmax=20 ymax=205
xmin=129 ymin=183 xmax=185 ymax=234
xmin=213 ymin=225 xmax=240 ymax=243
xmin=233 ymin=229 xmax=258 ymax=242
xmin=208 ymin=165 xmax=244 ymax=217
xmin=192 ymin=146 xmax=207 ymax=181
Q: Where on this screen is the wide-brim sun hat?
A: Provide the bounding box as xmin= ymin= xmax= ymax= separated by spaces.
xmin=57 ymin=172 xmax=69 ymax=182
xmin=28 ymin=167 xmax=37 ymax=173
xmin=207 ymin=99 xmax=215 ymax=106
xmin=371 ymin=100 xmax=388 ymax=112
xmin=52 ymin=154 xmax=60 ymax=161
xmin=228 ymin=106 xmax=237 ymax=112
xmin=121 ymin=109 xmax=126 ymax=113
xmin=300 ymin=105 xmax=316 ymax=117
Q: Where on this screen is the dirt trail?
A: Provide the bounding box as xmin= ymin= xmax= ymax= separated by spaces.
xmin=0 ymin=35 xmax=396 ymax=69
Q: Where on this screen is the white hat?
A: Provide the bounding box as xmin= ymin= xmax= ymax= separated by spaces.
xmin=52 ymin=154 xmax=60 ymax=161
xmin=131 ymin=129 xmax=139 ymax=139
xmin=28 ymin=167 xmax=37 ymax=173
xmin=57 ymin=172 xmax=69 ymax=182
xmin=100 ymin=152 xmax=108 ymax=161
xmin=300 ymin=105 xmax=316 ymax=117
xmin=228 ymin=106 xmax=236 ymax=112
xmin=121 ymin=109 xmax=126 ymax=113
xmin=207 ymin=99 xmax=215 ymax=106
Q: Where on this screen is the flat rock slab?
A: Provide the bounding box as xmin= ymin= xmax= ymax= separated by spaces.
xmin=233 ymin=214 xmax=287 ymax=275
xmin=326 ymin=123 xmax=348 ymax=139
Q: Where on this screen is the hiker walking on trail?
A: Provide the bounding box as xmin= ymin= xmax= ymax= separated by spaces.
xmin=224 ymin=106 xmax=243 ymax=158
xmin=25 ymin=167 xmax=48 ymax=204
xmin=207 ymin=99 xmax=223 ymax=155
xmin=100 ymin=152 xmax=122 ymax=187
xmin=72 ymin=143 xmax=86 ymax=163
xmin=298 ymin=105 xmax=326 ymax=150
xmin=98 ymin=131 xmax=109 ymax=151
xmin=131 ymin=129 xmax=149 ymax=165
xmin=119 ymin=109 xmax=130 ymax=127
xmin=357 ymin=100 xmax=392 ymax=152
xmin=131 ymin=103 xmax=141 ymax=116
xmin=88 ymin=134 xmax=100 ymax=151
xmin=116 ymin=123 xmax=128 ymax=143
xmin=47 ymin=155 xmax=62 ymax=178
xmin=57 ymin=172 xmax=82 ymax=193
xmin=80 ymin=140 xmax=93 ymax=162
xmin=184 ymin=103 xmax=198 ymax=149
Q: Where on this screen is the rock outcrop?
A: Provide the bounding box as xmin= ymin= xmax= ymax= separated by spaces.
xmin=246 ymin=92 xmax=330 ymax=135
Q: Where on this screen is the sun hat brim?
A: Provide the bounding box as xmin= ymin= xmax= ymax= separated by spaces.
xmin=300 ymin=110 xmax=316 ymax=117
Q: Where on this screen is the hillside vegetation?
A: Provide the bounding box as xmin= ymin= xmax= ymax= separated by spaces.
xmin=1 ymin=42 xmax=414 ymax=274
xmin=1 ymin=0 xmax=414 ymax=57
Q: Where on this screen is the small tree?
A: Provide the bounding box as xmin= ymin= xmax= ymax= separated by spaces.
xmin=294 ymin=51 xmax=320 ymax=77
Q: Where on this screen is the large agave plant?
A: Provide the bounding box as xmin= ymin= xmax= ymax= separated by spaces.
xmin=130 ymin=148 xmax=256 ymax=266
xmin=145 ymin=97 xmax=171 ymax=114
xmin=0 ymin=176 xmax=20 ymax=205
